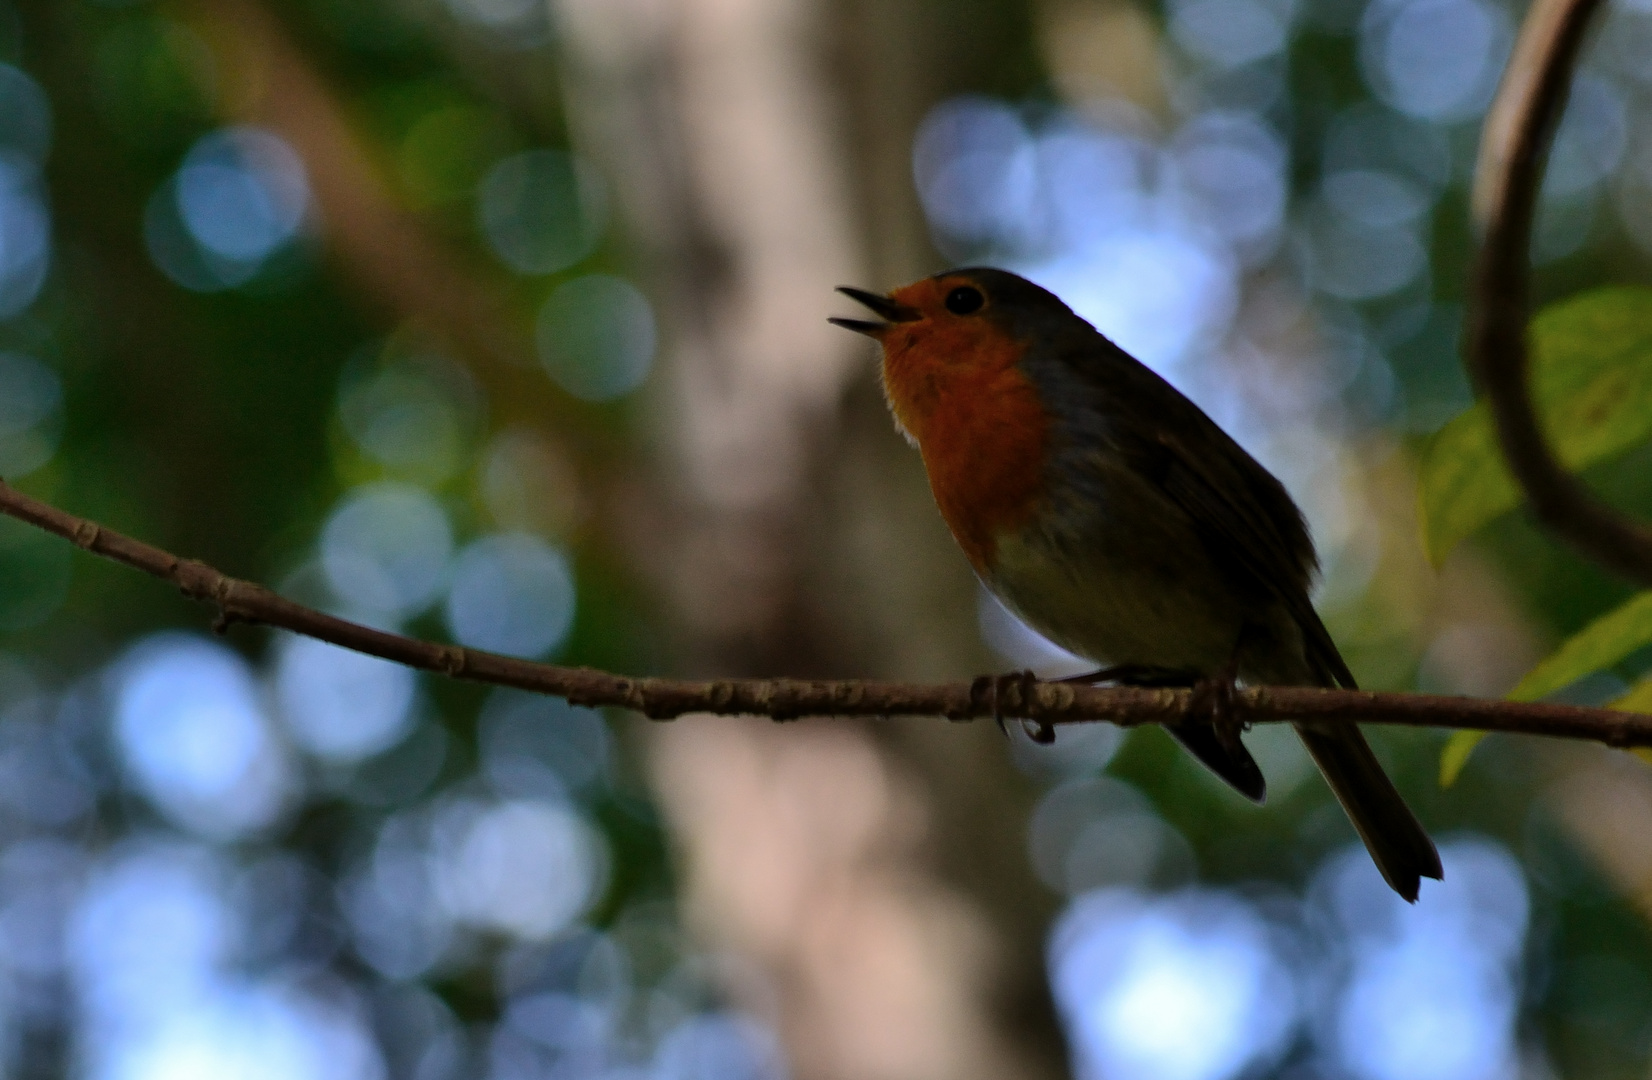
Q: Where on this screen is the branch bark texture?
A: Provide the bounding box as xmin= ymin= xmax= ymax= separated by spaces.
xmin=1468 ymin=0 xmax=1652 ymax=584
xmin=3 ymin=481 xmax=1650 ymax=746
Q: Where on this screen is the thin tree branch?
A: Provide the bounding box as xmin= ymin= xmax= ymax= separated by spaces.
xmin=1467 ymin=0 xmax=1652 ymax=584
xmin=2 ymin=481 xmax=1650 ymax=746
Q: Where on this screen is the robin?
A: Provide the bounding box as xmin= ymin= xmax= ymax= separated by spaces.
xmin=831 ymin=267 xmax=1442 ymax=901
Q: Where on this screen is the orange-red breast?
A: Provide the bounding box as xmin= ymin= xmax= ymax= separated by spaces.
xmin=831 ymin=267 xmax=1442 ymax=901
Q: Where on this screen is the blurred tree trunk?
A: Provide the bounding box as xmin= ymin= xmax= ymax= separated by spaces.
xmin=552 ymin=0 xmax=1069 ymax=1077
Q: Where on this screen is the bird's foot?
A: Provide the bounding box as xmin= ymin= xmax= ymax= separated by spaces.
xmin=1187 ymin=666 xmax=1246 ymax=753
xmin=973 ymin=669 xmax=1054 ymax=744
xmin=1075 ymin=652 xmax=1262 ymax=802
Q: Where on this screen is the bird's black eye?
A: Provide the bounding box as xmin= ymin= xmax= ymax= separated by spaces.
xmin=944 ymin=285 xmax=985 ymax=315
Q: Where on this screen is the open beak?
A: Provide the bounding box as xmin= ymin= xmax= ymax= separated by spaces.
xmin=828 ymin=286 xmax=920 ymax=337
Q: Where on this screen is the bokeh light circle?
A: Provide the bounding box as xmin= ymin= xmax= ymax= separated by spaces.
xmin=320 ymin=483 xmax=454 ymax=621
xmin=653 ymin=1014 xmax=786 ymax=1080
xmin=1315 ymin=838 xmax=1529 ymax=1080
xmin=1051 ymin=888 xmax=1298 ymax=1080
xmin=444 ymin=533 xmax=575 ymax=659
xmin=912 ymin=96 xmax=1041 ymax=253
xmin=535 ymin=275 xmax=656 ymax=402
xmin=146 ymin=127 xmax=310 ymax=292
xmin=479 ymin=689 xmax=611 ymax=799
xmin=274 ymin=635 xmax=417 ymax=764
xmin=110 ymin=635 xmax=293 ymax=839
xmin=1169 ymin=0 xmax=1292 ymax=69
xmin=0 ymin=161 xmax=49 ymax=318
xmin=337 ymin=349 xmax=482 ymax=485
xmin=1359 ymin=0 xmax=1512 ymax=121
xmin=0 ymin=350 xmax=62 ymax=476
xmin=435 ymin=798 xmax=607 ymax=940
xmin=0 ymin=64 xmax=51 ymax=169
xmin=176 ymin=128 xmax=309 ymax=263
xmin=342 ymin=815 xmax=454 ymax=980
xmin=69 ymin=844 xmax=231 ymax=1024
xmin=1173 ymin=111 xmax=1289 ymax=262
xmin=477 ymin=149 xmax=605 ymax=275
xmin=1544 ymin=74 xmax=1628 ymax=198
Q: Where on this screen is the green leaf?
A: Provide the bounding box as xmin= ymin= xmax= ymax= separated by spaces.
xmin=1612 ymin=677 xmax=1652 ymax=714
xmin=1608 ymin=682 xmax=1652 ymax=767
xmin=1440 ymin=589 xmax=1652 ymax=785
xmin=1418 ymin=287 xmax=1652 ymax=565
xmin=1508 ymin=591 xmax=1652 ymax=702
xmin=1439 ymin=729 xmax=1486 ymax=787
xmin=1453 ymin=673 xmax=1652 ymax=782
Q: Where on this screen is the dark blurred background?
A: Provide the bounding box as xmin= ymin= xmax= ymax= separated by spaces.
xmin=0 ymin=0 xmax=1650 ymax=1077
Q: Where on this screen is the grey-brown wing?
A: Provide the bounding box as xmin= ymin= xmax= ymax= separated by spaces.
xmin=1132 ymin=406 xmax=1357 ymax=690
xmin=1039 ymin=326 xmax=1355 ymax=688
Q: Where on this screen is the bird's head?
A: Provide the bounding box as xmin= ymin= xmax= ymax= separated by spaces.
xmin=828 ymin=269 xmax=1066 ymax=566
xmin=830 ymin=267 xmax=1071 ymax=446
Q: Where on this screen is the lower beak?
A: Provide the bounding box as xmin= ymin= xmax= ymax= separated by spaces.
xmin=829 ymin=286 xmax=919 ymax=337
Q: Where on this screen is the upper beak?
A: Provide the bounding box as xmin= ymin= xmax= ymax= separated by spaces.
xmin=828 ymin=286 xmax=920 ymax=336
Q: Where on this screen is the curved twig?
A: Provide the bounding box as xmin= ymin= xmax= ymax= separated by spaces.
xmin=1468 ymin=0 xmax=1652 ymax=584
xmin=2 ymin=480 xmax=1650 ymax=745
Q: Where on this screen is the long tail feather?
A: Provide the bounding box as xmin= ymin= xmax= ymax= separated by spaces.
xmin=1294 ymin=723 xmax=1442 ymax=901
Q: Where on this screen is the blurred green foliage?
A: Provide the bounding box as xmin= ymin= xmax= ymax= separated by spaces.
xmin=1419 ymin=287 xmax=1652 ymax=567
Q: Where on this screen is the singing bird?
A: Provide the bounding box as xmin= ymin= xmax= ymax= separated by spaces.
xmin=831 ymin=267 xmax=1441 ymax=901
